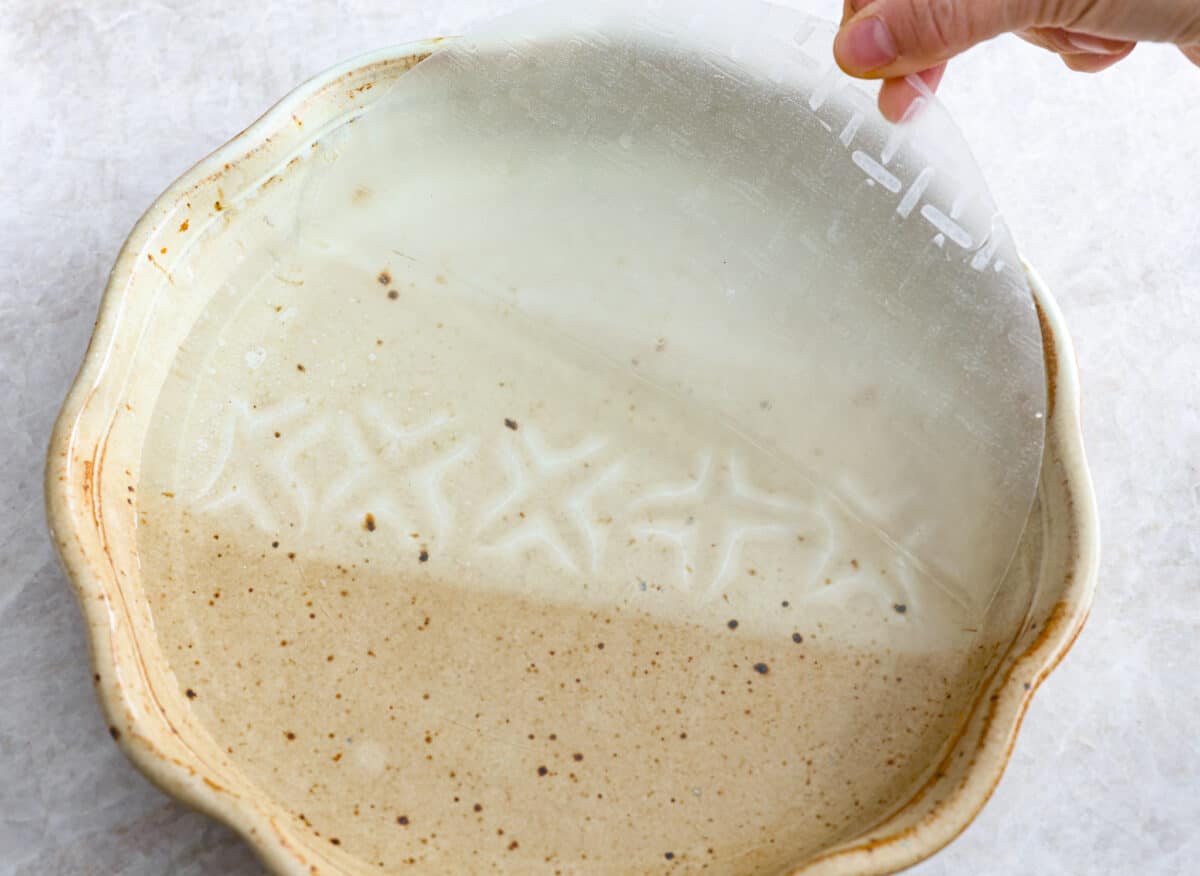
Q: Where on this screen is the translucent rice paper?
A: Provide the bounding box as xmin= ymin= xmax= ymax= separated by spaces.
xmin=292 ymin=0 xmax=1045 ymax=615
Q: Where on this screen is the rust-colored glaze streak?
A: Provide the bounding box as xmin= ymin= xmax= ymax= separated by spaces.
xmin=1034 ymin=298 xmax=1059 ymax=419
xmin=80 ymin=458 xmax=94 ymax=506
xmin=183 ymin=52 xmax=432 ymax=207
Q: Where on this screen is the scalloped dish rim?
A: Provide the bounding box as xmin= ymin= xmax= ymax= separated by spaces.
xmin=45 ymin=38 xmax=1099 ymax=876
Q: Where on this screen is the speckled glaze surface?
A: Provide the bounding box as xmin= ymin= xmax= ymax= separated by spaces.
xmin=46 ymin=39 xmax=1098 ymax=876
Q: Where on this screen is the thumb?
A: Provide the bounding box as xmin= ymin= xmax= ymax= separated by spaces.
xmin=834 ymin=0 xmax=1026 ymax=77
xmin=835 ymin=0 xmax=1022 ymax=75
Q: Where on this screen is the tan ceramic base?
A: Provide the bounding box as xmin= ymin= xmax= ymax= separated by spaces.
xmin=47 ymin=39 xmax=1098 ymax=876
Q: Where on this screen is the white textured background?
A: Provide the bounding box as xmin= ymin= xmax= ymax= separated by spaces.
xmin=2 ymin=1 xmax=1198 ymax=874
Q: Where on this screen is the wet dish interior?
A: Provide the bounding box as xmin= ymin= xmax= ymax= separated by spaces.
xmin=116 ymin=35 xmax=1050 ymax=876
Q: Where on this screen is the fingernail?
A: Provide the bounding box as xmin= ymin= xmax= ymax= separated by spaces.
xmin=836 ymin=16 xmax=898 ymax=74
xmin=1063 ymin=31 xmax=1129 ymax=54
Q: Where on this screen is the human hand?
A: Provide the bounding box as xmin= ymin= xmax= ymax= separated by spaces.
xmin=833 ymin=0 xmax=1200 ymax=121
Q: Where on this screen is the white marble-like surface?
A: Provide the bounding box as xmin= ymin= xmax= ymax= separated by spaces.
xmin=2 ymin=2 xmax=1197 ymax=874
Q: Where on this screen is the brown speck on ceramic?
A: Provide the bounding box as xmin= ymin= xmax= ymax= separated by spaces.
xmin=504 ymin=418 xmax=519 ymax=431
xmin=364 ymin=513 xmax=376 ymax=532
xmin=178 ymin=219 xmax=189 ymax=232
xmin=753 ymin=663 xmax=770 ymax=675
xmin=893 ymin=603 xmax=908 ymax=614
xmin=185 ymin=688 xmax=197 ymax=699
xmin=108 ymin=727 xmax=120 ymax=741
xmin=537 ymin=765 xmax=548 ymax=777
xmin=726 ymin=619 xmax=739 ymax=630
xmin=418 ymin=549 xmax=429 ymax=563
xmin=665 ymin=851 xmax=675 ymax=860
xmin=387 ymin=289 xmax=399 ymax=300
xmin=792 ymin=633 xmax=804 ymax=644
xmin=397 ymin=815 xmax=409 ymax=826
xmin=378 ymin=271 xmax=391 ymax=286
xmin=284 ymin=731 xmax=296 ymax=741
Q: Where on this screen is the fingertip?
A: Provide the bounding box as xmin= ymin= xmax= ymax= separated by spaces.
xmin=1060 ymin=46 xmax=1135 ymax=73
xmin=878 ymin=80 xmax=919 ymax=123
xmin=877 ymin=82 xmax=908 ymax=124
xmin=918 ymin=63 xmax=947 ymax=93
xmin=878 ymin=65 xmax=946 ymax=123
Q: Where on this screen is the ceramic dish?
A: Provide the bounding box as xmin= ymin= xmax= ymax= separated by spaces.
xmin=47 ymin=37 xmax=1098 ymax=876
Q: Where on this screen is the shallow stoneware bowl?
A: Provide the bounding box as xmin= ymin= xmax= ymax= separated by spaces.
xmin=47 ymin=38 xmax=1098 ymax=876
